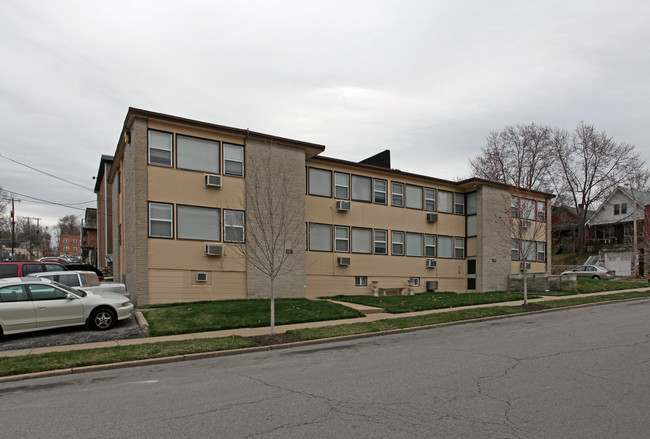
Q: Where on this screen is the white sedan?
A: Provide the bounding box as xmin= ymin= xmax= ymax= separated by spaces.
xmin=0 ymin=277 xmax=134 ymax=336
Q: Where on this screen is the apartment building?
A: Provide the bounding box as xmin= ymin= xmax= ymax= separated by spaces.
xmin=101 ymin=108 xmax=552 ymax=305
xmin=94 ymin=155 xmax=114 ymax=274
xmin=59 ymin=234 xmax=81 ymax=257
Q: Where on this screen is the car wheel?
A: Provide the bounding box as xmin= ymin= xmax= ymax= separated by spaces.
xmin=592 ymin=275 xmax=600 ymax=279
xmin=89 ymin=308 xmax=117 ymax=330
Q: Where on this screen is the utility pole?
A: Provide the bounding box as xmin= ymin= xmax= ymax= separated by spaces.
xmin=11 ymin=198 xmax=15 ymax=258
xmin=24 ymin=216 xmax=41 ymax=260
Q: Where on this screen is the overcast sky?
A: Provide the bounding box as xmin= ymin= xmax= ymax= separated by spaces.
xmin=1 ymin=0 xmax=649 ymax=230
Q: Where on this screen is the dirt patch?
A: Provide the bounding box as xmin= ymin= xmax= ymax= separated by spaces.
xmin=520 ymin=303 xmax=549 ymax=312
xmin=249 ymin=333 xmax=303 ymax=346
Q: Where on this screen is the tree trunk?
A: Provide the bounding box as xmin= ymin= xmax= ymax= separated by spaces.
xmin=523 ymin=267 xmax=529 ymax=305
xmin=270 ymin=277 xmax=275 ymax=335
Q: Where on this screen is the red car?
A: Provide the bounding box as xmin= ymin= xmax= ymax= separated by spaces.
xmin=0 ymin=261 xmax=68 ymax=279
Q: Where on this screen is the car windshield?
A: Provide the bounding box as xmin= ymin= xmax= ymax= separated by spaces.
xmin=52 ymin=281 xmax=87 ymax=298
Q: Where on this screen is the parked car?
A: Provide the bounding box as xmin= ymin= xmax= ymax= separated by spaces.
xmin=561 ymin=265 xmax=616 ymax=279
xmin=0 ymin=261 xmax=68 ymax=279
xmin=29 ymin=271 xmax=128 ymax=297
xmin=63 ymin=263 xmax=104 ymax=281
xmin=38 ymin=257 xmax=70 ymax=264
xmin=0 ymin=277 xmax=134 ymax=336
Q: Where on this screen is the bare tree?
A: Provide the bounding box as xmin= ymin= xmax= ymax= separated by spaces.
xmin=469 ymin=123 xmax=555 ymax=191
xmin=552 ymin=122 xmax=647 ymax=254
xmin=57 ymin=214 xmax=81 ymax=236
xmin=497 ymin=188 xmax=548 ymax=305
xmin=231 ymin=142 xmax=305 ymax=335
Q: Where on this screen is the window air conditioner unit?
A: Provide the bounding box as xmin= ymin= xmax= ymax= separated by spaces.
xmin=205 ymin=244 xmax=223 ymax=256
xmin=426 ymin=213 xmax=438 ymax=223
xmin=520 ymin=262 xmax=531 ymax=271
xmin=337 ymin=257 xmax=351 ymax=266
xmin=426 ymin=259 xmax=437 ymax=268
xmin=205 ymin=174 xmax=222 ymax=188
xmin=521 ymin=220 xmax=532 ymax=228
xmin=426 ymin=281 xmax=438 ymax=292
xmin=336 ymin=200 xmax=351 ymax=212
xmin=195 ymin=272 xmax=208 ymax=282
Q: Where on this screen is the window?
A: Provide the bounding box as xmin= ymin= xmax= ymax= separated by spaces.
xmin=374 ymin=229 xmax=388 ymax=254
xmin=406 ymin=232 xmax=423 ymax=257
xmin=425 ymin=188 xmax=436 ymax=211
xmin=177 ymin=205 xmax=220 ymax=241
xmin=374 ymin=179 xmax=387 ymax=204
xmin=621 ymin=203 xmax=628 ymax=215
xmin=467 ymin=215 xmax=477 ymax=237
xmin=537 ymin=242 xmax=546 ymax=262
xmin=148 ymin=130 xmax=173 ymax=167
xmin=438 ymin=236 xmax=453 ymax=258
xmin=409 ymin=277 xmax=420 ymax=287
xmin=405 ymin=185 xmax=423 ymax=209
xmin=309 ymin=223 xmax=332 ymax=251
xmin=454 ymin=193 xmax=465 ymax=215
xmin=392 ymin=231 xmax=404 ymax=255
xmin=335 ymin=226 xmax=349 ymax=252
xmin=425 ymin=234 xmax=436 ymax=257
xmin=537 ymin=201 xmax=546 ymax=222
xmin=454 ymin=237 xmax=465 ymax=259
xmin=351 ymin=227 xmax=372 ymax=254
xmin=391 ymin=182 xmax=404 ymax=207
xmin=224 ymin=210 xmax=245 ymax=242
xmin=512 ymin=197 xmax=521 ymax=218
xmin=0 ymin=285 xmax=28 ymax=302
xmin=351 ymin=175 xmax=372 ymax=202
xmin=334 ymin=173 xmax=349 ymax=199
xmin=466 ymin=192 xmax=477 ymax=215
xmin=73 ymin=239 xmax=78 ymax=244
xmin=73 ymin=247 xmax=78 ymax=252
xmin=308 ymin=168 xmax=332 ymax=197
xmin=63 ymin=246 xmax=70 ymax=251
xmin=177 ymin=134 xmax=220 ymax=174
xmin=149 ymin=203 xmax=173 ymax=238
xmin=28 ymin=284 xmax=68 ymax=301
xmin=355 ymin=276 xmax=368 ymax=287
xmin=438 ymin=190 xmax=453 ymax=213
xmin=467 ymin=259 xmax=477 ymax=275
xmin=523 ymin=240 xmax=536 ymax=261
xmin=614 ymin=204 xmax=620 ymax=215
xmin=511 ymin=239 xmax=520 ymax=260
xmin=223 ymin=143 xmax=244 ymax=176
xmin=63 ymin=238 xmax=69 ymax=243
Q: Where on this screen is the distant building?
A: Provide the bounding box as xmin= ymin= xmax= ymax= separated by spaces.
xmin=81 ymin=208 xmax=97 ymax=265
xmin=94 ymin=155 xmax=114 ymax=274
xmin=59 ymin=234 xmax=81 ymax=257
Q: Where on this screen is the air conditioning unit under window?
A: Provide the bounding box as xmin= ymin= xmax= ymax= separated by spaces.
xmin=205 ymin=174 xmax=222 ymax=188
xmin=426 ymin=213 xmax=438 ymax=223
xmin=521 ymin=220 xmax=532 ymax=228
xmin=426 ymin=259 xmax=437 ymax=268
xmin=195 ymin=272 xmax=208 ymax=282
xmin=205 ymin=244 xmax=223 ymax=256
xmin=337 ymin=200 xmax=351 ymax=212
xmin=337 ymin=256 xmax=351 ymax=266
xmin=520 ymin=262 xmax=532 ymax=271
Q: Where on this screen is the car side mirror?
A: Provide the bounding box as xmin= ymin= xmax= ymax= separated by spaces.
xmin=66 ymin=293 xmax=77 ymax=300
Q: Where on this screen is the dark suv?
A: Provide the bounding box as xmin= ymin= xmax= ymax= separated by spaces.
xmin=0 ymin=261 xmax=68 ymax=279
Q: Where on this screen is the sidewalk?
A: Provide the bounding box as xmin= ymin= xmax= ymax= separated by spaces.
xmin=2 ymin=288 xmax=647 ymax=359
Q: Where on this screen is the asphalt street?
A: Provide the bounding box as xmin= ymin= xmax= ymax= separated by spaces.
xmin=0 ymin=299 xmax=648 ymax=438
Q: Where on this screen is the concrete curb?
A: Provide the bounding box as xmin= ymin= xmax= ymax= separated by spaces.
xmin=1 ymin=295 xmax=647 ymax=384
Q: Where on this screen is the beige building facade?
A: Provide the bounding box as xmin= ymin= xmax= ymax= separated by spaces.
xmin=102 ymin=108 xmax=553 ymax=305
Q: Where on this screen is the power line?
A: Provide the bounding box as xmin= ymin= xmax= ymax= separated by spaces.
xmin=2 ymin=189 xmax=89 ymax=212
xmin=0 ymin=152 xmax=95 ymax=192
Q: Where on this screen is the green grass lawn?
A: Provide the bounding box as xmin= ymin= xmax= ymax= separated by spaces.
xmin=141 ymin=298 xmax=364 ymax=336
xmin=576 ymin=278 xmax=650 ymax=293
xmin=326 ymin=291 xmax=541 ymax=313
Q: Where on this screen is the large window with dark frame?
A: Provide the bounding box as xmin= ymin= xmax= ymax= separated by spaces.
xmin=308 ymin=168 xmax=332 ymax=197
xmin=177 ymin=205 xmax=220 ymax=241
xmin=177 ymin=134 xmax=220 ymax=174
xmin=406 ymin=232 xmax=423 ymax=257
xmin=309 ymin=223 xmax=332 ymax=251
xmin=454 ymin=237 xmax=465 ymax=259
xmin=351 ymin=227 xmax=372 ymax=253
xmin=425 ymin=234 xmax=436 ymax=257
xmin=351 ymin=175 xmax=372 ymax=202
xmin=454 ymin=193 xmax=465 ymax=215
xmin=224 ymin=210 xmax=245 ymax=242
xmin=425 ymin=188 xmax=436 ymax=211
xmin=149 ymin=202 xmax=173 ymax=238
xmin=438 ymin=190 xmax=453 ymax=213
xmin=438 ymin=235 xmax=453 ymax=258
xmin=148 ymin=130 xmax=173 ymax=167
xmin=406 ymin=185 xmax=423 ymax=209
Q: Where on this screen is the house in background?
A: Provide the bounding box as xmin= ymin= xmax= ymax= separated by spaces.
xmin=585 ymin=186 xmax=650 ymax=276
xmin=99 ymin=108 xmax=554 ymax=305
xmin=551 ymin=205 xmax=594 ymax=254
xmin=59 ymin=234 xmax=81 ymax=258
